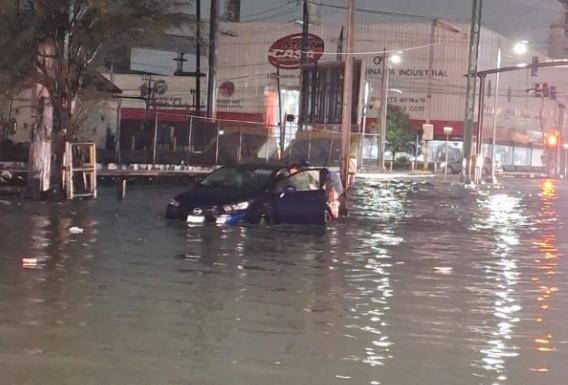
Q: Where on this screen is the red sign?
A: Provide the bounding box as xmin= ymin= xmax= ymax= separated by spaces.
xmin=267 ymin=33 xmax=325 ymax=70
xmin=219 ymin=81 xmax=235 ymax=97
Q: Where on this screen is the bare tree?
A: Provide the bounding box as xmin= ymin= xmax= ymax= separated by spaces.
xmin=0 ymin=0 xmax=191 ymax=197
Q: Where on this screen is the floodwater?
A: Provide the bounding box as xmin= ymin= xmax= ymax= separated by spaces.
xmin=1 ymin=177 xmax=567 ymax=385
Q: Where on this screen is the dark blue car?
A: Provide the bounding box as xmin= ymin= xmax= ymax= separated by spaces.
xmin=165 ymin=165 xmax=346 ymax=226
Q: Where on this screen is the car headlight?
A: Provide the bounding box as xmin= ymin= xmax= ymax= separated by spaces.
xmin=169 ymin=199 xmax=180 ymax=208
xmin=223 ymin=201 xmax=249 ymax=212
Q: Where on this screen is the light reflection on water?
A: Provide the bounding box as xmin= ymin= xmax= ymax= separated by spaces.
xmin=0 ymin=180 xmax=568 ymax=384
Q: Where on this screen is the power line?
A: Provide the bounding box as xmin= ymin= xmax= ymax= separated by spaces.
xmin=240 ymin=2 xmax=294 ymax=19
xmin=243 ymin=6 xmax=299 ymax=22
xmin=244 ymin=8 xmax=298 ymax=23
xmin=310 ymin=0 xmax=439 ymax=21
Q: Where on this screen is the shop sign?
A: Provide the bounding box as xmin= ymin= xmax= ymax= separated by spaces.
xmin=267 ymin=33 xmax=324 ymax=70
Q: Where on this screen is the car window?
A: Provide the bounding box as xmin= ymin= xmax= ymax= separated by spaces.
xmin=200 ymin=167 xmax=274 ymax=190
xmin=273 ymin=170 xmax=321 ymax=193
xmin=325 ymin=171 xmax=344 ymax=196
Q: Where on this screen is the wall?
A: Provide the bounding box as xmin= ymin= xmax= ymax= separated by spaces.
xmin=216 ymin=21 xmax=565 ymax=142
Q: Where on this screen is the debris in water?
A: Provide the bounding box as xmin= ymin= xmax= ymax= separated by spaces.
xmin=22 ymin=257 xmax=47 ymax=269
xmin=69 ymin=227 xmax=84 ymax=234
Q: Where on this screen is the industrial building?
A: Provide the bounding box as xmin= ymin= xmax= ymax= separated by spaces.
xmin=5 ymin=13 xmax=567 ymax=169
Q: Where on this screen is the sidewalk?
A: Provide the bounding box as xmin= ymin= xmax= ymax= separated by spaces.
xmin=357 ymin=168 xmax=435 ymax=180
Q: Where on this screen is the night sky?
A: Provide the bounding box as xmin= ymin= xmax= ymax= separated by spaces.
xmin=230 ymin=0 xmax=562 ymax=53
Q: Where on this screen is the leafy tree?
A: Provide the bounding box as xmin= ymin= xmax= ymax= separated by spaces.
xmin=386 ymin=105 xmax=415 ymax=162
xmin=0 ymin=0 xmax=190 ymax=196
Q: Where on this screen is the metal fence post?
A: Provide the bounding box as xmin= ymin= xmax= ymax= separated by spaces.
xmin=265 ymin=131 xmax=270 ymax=164
xmin=115 ymin=99 xmax=122 ymax=164
xmin=307 ymin=130 xmax=312 ymax=163
xmin=327 ymin=133 xmax=334 ymax=166
xmin=238 ymin=126 xmax=242 ymax=164
xmin=152 ymin=110 xmax=159 ymax=164
xmin=187 ymin=116 xmax=193 ymax=163
xmin=215 ymin=121 xmax=220 ymax=165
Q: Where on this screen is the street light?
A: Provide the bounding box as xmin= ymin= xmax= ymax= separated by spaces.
xmin=513 ymin=40 xmax=529 ymax=55
xmin=378 ymin=50 xmax=402 ymax=171
xmin=390 ymin=52 xmax=402 ymax=65
xmin=490 ymin=39 xmax=529 ymax=184
xmin=443 ymin=126 xmax=453 ymax=180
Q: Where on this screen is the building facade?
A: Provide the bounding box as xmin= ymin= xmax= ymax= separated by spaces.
xmin=6 ymin=20 xmax=566 ymax=168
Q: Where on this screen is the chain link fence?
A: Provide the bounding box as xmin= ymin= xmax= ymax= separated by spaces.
xmin=105 ymin=112 xmax=385 ymax=168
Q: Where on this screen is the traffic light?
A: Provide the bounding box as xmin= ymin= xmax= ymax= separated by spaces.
xmin=543 ymin=83 xmax=550 ymax=98
xmin=550 ymin=86 xmax=557 ymax=100
xmin=531 ymin=56 xmax=539 ymax=77
xmin=535 ymin=83 xmax=542 ymax=97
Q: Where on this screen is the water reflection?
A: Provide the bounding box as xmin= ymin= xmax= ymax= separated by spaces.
xmin=474 ymin=193 xmax=523 ymax=384
xmin=529 ymin=180 xmax=562 ymax=374
xmin=336 ymin=180 xmax=410 ymax=382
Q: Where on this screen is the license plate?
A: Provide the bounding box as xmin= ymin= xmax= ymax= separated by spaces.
xmin=187 ymin=215 xmax=205 ymax=224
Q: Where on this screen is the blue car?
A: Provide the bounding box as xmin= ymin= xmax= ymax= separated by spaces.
xmin=165 ymin=164 xmax=346 ymax=226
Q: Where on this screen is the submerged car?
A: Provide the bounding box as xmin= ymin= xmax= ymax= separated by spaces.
xmin=166 ymin=165 xmax=346 ymax=226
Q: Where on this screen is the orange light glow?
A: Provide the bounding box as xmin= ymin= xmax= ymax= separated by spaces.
xmin=547 ymin=135 xmax=558 ymax=147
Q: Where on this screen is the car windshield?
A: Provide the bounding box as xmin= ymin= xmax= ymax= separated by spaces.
xmin=200 ymin=167 xmax=274 ymax=190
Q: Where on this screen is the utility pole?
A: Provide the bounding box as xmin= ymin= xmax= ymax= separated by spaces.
xmin=490 ymin=39 xmax=501 ymax=184
xmin=341 ymin=0 xmax=355 ymax=188
xmin=207 ymin=0 xmax=219 ymax=119
xmin=195 ymin=0 xmax=201 ymax=113
xmin=378 ymin=49 xmax=389 ymax=171
xmin=474 ymin=74 xmax=486 ymax=183
xmin=463 ymin=0 xmax=483 ymax=184
xmin=300 ymin=0 xmax=309 ymax=65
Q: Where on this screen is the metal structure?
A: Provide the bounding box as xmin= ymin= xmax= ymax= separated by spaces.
xmin=340 ymin=0 xmax=355 ymax=188
xmin=64 ymin=142 xmax=97 ymax=200
xmin=378 ymin=50 xmax=389 ymax=171
xmin=489 ymin=39 xmax=502 ymax=184
xmin=463 ymin=0 xmax=484 ymax=184
xmin=207 ymin=0 xmax=219 ymax=118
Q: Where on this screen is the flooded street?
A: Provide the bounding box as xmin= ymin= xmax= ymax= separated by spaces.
xmin=1 ymin=177 xmax=568 ymax=385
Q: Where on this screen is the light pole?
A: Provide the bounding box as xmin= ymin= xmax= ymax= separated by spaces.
xmin=426 ymin=19 xmax=462 ymax=173
xmin=340 ymin=0 xmax=355 ymax=188
xmin=378 ymin=51 xmax=402 ymax=171
xmin=490 ymin=40 xmax=528 ymax=184
xmin=443 ymin=126 xmax=453 ymax=180
xmin=490 ymin=40 xmax=502 ymax=184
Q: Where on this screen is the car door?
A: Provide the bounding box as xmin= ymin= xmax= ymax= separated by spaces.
xmin=272 ymin=169 xmax=327 ymax=225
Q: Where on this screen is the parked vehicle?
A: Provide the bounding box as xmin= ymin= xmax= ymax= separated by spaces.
xmin=165 ymin=165 xmax=346 ymax=226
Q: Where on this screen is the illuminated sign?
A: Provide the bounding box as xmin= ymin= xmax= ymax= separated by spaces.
xmin=267 ymin=33 xmax=324 ymax=70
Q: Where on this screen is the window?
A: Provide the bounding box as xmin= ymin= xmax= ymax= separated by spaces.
xmin=201 ymin=167 xmax=274 ymax=190
xmin=274 ymin=170 xmax=321 ymax=193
